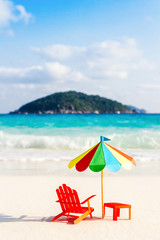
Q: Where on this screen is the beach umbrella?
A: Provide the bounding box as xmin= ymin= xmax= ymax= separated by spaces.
xmin=68 ymin=136 xmax=136 ymax=219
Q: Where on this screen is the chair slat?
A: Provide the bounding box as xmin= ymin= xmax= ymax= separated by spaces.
xmin=67 ymin=186 xmax=82 ymax=213
xmin=72 ymin=189 xmax=82 ymax=213
xmin=56 ymin=188 xmax=66 ymax=212
xmin=62 ymin=184 xmax=74 ymax=212
xmin=66 ymin=185 xmax=77 ymax=212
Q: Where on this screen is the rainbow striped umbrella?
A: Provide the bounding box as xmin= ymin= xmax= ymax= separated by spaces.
xmin=68 ymin=136 xmax=136 ymax=218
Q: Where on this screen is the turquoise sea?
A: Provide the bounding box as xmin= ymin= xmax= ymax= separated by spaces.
xmin=0 ymin=114 xmax=160 ymax=175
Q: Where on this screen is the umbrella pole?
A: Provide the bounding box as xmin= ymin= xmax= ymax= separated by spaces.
xmin=101 ymin=170 xmax=104 ymax=219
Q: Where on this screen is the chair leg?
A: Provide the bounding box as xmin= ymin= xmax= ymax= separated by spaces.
xmin=51 ymin=212 xmax=65 ymax=222
xmin=74 ymin=210 xmax=90 ymax=224
xmin=87 ymin=200 xmax=93 ymax=218
xmin=89 ymin=212 xmax=93 ymax=218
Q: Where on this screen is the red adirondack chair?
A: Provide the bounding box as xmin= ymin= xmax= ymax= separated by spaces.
xmin=51 ymin=184 xmax=96 ymax=224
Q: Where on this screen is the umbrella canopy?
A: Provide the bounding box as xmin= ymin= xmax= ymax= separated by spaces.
xmin=68 ymin=136 xmax=136 ymax=173
xmin=68 ymin=136 xmax=136 ymax=219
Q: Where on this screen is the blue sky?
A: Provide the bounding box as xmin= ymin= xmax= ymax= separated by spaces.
xmin=0 ymin=0 xmax=160 ymax=113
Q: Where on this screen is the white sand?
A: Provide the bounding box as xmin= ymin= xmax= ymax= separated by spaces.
xmin=0 ymin=174 xmax=160 ymax=240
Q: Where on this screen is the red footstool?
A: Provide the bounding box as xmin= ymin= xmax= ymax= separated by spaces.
xmin=104 ymin=202 xmax=131 ymax=221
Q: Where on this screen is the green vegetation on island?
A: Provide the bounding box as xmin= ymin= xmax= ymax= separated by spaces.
xmin=11 ymin=91 xmax=138 ymax=114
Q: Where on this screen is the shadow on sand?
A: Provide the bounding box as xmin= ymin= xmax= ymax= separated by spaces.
xmin=0 ymin=213 xmax=53 ymax=223
xmin=0 ymin=213 xmax=103 ymax=224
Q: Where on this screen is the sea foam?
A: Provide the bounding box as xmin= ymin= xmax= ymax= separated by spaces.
xmin=0 ymin=130 xmax=160 ymax=150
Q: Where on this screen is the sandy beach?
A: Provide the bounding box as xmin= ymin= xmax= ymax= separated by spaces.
xmin=1 ymin=0 xmax=160 ymax=238
xmin=0 ymin=174 xmax=160 ymax=240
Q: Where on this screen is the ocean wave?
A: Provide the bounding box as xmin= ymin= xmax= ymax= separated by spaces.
xmin=0 ymin=148 xmax=160 ymax=164
xmin=0 ymin=130 xmax=160 ymax=150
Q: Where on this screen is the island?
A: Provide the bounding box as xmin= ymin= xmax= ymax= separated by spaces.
xmin=10 ymin=91 xmax=145 ymax=114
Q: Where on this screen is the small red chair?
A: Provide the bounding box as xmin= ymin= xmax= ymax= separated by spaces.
xmin=51 ymin=184 xmax=96 ymax=224
xmin=104 ymin=202 xmax=131 ymax=221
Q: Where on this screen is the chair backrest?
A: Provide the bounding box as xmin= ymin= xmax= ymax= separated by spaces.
xmin=56 ymin=184 xmax=83 ymax=213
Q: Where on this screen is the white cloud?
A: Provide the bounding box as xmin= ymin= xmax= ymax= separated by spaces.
xmin=31 ymin=38 xmax=154 ymax=81
xmin=16 ymin=5 xmax=32 ymax=24
xmin=0 ymin=62 xmax=88 ymax=84
xmin=0 ymin=0 xmax=32 ymax=30
xmin=45 ymin=62 xmax=70 ymax=80
xmin=84 ymin=38 xmax=154 ymax=79
xmin=34 ymin=38 xmax=142 ymax=62
xmin=88 ymin=38 xmax=140 ymax=59
xmin=0 ymin=66 xmax=43 ymax=81
xmin=44 ymin=62 xmax=89 ymax=83
xmin=69 ymin=71 xmax=88 ymax=82
xmin=0 ymin=38 xmax=155 ymax=86
xmin=31 ymin=45 xmax=86 ymax=61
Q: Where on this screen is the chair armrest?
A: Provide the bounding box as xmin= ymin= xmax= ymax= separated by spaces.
xmin=81 ymin=195 xmax=96 ymax=204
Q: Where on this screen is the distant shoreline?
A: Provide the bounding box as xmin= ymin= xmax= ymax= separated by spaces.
xmin=2 ymin=112 xmax=160 ymax=115
xmin=6 ymin=112 xmax=154 ymax=115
